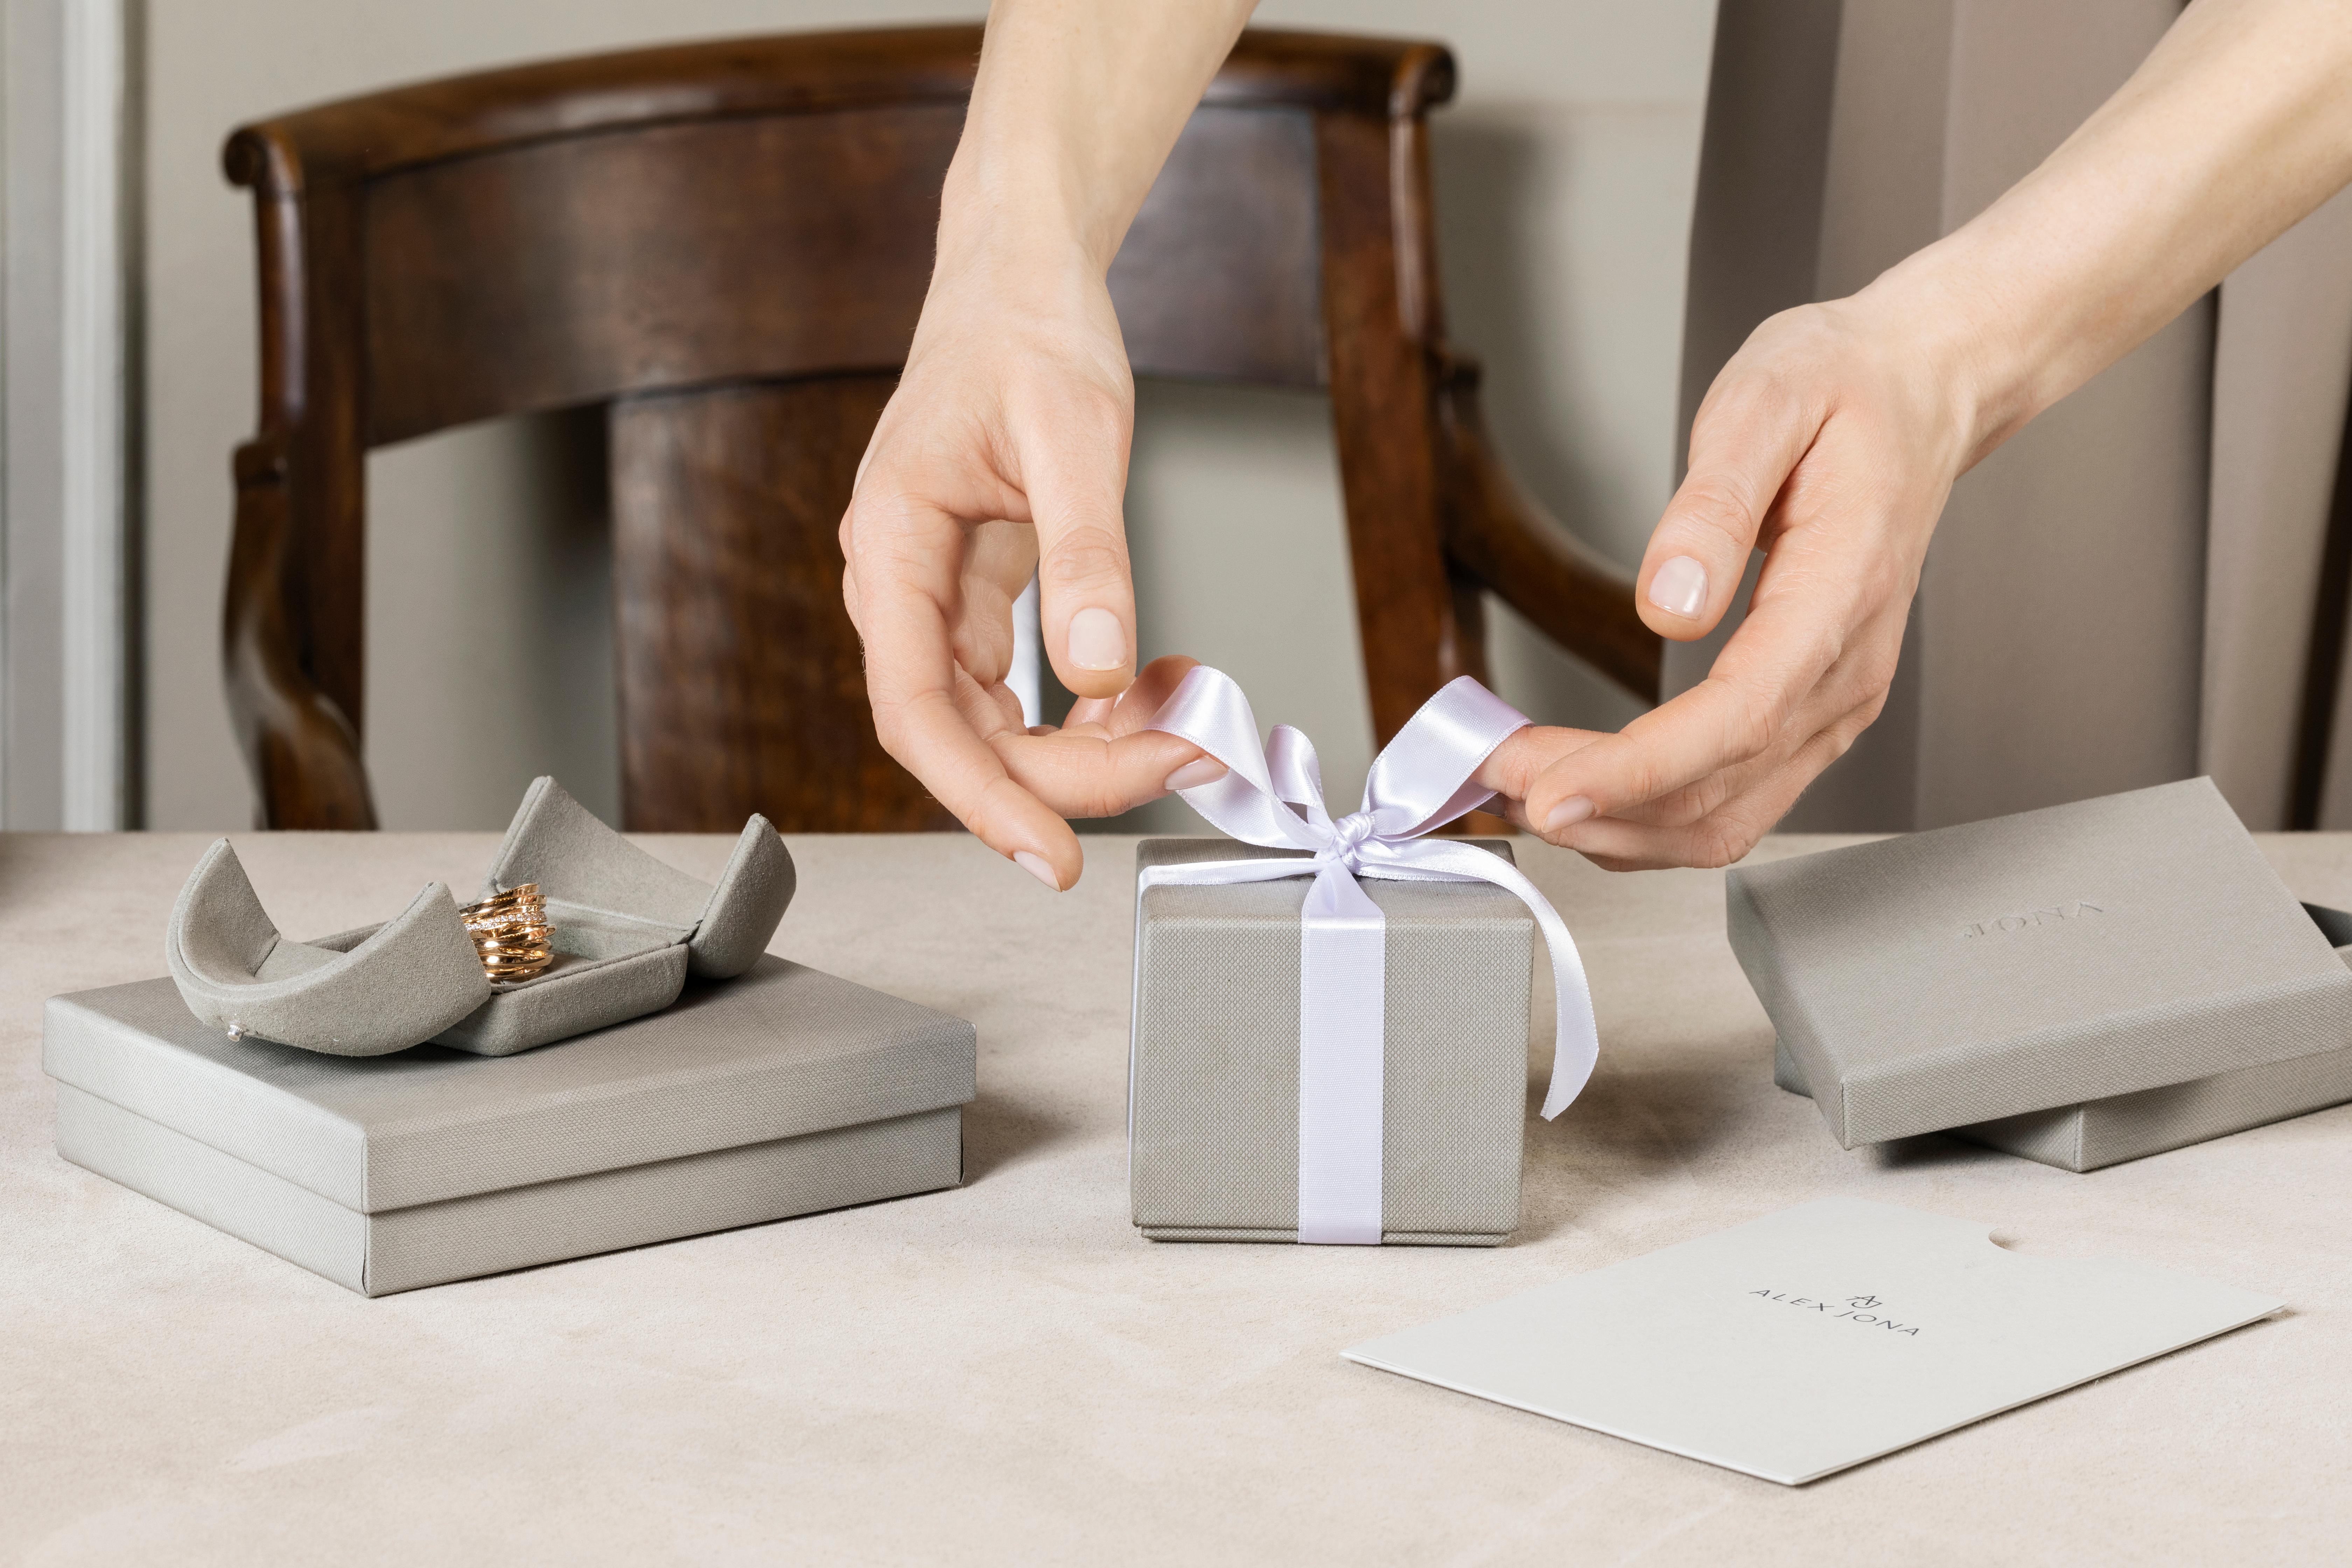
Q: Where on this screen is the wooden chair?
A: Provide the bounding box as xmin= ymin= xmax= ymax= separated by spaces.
xmin=223 ymin=25 xmax=1659 ymax=831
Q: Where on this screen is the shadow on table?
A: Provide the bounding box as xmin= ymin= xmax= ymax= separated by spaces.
xmin=1862 ymin=1132 xmax=2018 ymax=1171
xmin=1514 ymin=1062 xmax=1750 ymax=1244
xmin=960 ymin=1090 xmax=1074 ymax=1183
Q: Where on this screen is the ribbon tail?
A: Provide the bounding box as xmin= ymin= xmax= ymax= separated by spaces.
xmin=1364 ymin=843 xmax=1598 ymax=1121
xmin=1527 ymin=874 xmax=1599 ymax=1119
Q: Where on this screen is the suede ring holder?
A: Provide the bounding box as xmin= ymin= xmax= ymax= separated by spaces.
xmin=164 ymin=777 xmax=794 ymax=1058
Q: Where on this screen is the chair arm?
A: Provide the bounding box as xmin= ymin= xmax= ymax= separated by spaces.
xmin=224 ymin=433 xmax=379 ymax=829
xmin=1436 ymin=354 xmax=1662 ymax=703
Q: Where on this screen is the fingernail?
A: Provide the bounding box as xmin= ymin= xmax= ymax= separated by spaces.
xmin=1647 ymin=556 xmax=1708 ymax=618
xmin=1013 ymin=851 xmax=1062 ymax=890
xmin=1068 ymin=607 xmax=1127 ymax=672
xmin=1163 ymin=758 xmax=1227 ymax=791
xmin=1543 ymin=795 xmax=1595 ymax=833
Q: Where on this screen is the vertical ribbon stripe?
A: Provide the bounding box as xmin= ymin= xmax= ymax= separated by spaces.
xmin=1296 ymin=863 xmax=1386 ymax=1245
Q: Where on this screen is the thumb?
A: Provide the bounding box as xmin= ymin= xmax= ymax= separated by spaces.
xmin=1028 ymin=408 xmax=1140 ymax=701
xmin=1639 ymin=377 xmax=1818 ymax=640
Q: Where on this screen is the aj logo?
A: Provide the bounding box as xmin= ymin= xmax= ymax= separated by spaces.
xmin=1846 ymin=1295 xmax=1881 ymax=1309
xmin=1959 ymin=901 xmax=2105 ymax=939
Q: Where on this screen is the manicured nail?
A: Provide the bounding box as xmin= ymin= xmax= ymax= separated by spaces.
xmin=1163 ymin=758 xmax=1227 ymax=791
xmin=1647 ymin=556 xmax=1708 ymax=618
xmin=1068 ymin=607 xmax=1127 ymax=672
xmin=1013 ymin=851 xmax=1061 ymax=890
xmin=1543 ymin=796 xmax=1595 ymax=833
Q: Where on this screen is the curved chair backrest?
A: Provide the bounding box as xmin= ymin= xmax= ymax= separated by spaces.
xmin=224 ymin=26 xmax=1654 ymax=830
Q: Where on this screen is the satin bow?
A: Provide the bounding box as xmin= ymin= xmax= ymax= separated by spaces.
xmin=1142 ymin=666 xmax=1600 ymax=1244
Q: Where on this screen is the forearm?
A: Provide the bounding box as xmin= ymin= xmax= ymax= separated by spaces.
xmin=1865 ymin=0 xmax=2352 ymax=463
xmin=942 ymin=0 xmax=1258 ymax=278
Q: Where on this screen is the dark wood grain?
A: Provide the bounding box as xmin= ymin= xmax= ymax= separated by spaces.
xmin=223 ymin=433 xmax=376 ymax=829
xmin=612 ymin=378 xmax=952 ymax=831
xmin=1316 ymin=102 xmax=1477 ymax=743
xmin=1110 ymin=106 xmax=1325 ymax=390
xmin=1438 ymin=356 xmax=1663 ymax=701
xmin=218 ymin=27 xmax=1455 ymax=192
xmin=220 ymin=23 xmax=1658 ymax=832
xmin=364 ymin=107 xmax=959 ymax=443
xmin=365 ymin=99 xmax=1329 ymax=446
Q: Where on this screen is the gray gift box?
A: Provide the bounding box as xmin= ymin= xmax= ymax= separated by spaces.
xmin=46 ymin=958 xmax=975 ymax=1295
xmin=1129 ymin=838 xmax=1533 ymax=1245
xmin=1728 ymin=777 xmax=2352 ymax=1170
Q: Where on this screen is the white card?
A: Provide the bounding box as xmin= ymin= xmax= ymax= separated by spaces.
xmin=1344 ymin=1197 xmax=2281 ymax=1485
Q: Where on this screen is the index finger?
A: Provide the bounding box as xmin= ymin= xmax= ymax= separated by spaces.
xmin=1475 ymin=724 xmax=1608 ymax=802
xmin=847 ymin=488 xmax=1084 ymax=889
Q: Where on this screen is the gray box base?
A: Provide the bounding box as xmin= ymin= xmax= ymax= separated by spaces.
xmin=58 ymin=1084 xmax=962 ymax=1296
xmin=1140 ymin=1226 xmax=1503 ymax=1246
xmin=1130 ymin=838 xmax=1531 ymax=1247
xmin=1726 ymin=779 xmax=2352 ymax=1148
xmin=1771 ymin=1037 xmax=2352 ymax=1172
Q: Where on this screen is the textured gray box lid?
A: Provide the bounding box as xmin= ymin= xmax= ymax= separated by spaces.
xmin=1724 ymin=778 xmax=2352 ymax=1147
xmin=43 ymin=955 xmax=976 ymax=1213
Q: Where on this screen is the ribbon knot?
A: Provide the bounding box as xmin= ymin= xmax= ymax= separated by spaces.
xmin=1140 ymin=666 xmax=1600 ymax=1246
xmin=1320 ymin=811 xmax=1379 ymax=867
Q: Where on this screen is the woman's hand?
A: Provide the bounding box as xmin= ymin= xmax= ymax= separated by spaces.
xmin=1499 ymin=0 xmax=2352 ymax=871
xmin=838 ymin=0 xmax=1255 ymax=890
xmin=1497 ymin=289 xmax=1972 ymax=869
xmin=840 ymin=236 xmax=1206 ymax=891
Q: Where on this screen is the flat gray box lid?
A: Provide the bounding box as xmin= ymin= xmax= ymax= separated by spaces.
xmin=44 ymin=955 xmax=976 ymax=1213
xmin=1726 ymin=778 xmax=2352 ymax=1146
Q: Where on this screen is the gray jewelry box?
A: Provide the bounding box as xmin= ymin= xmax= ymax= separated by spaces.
xmin=45 ymin=959 xmax=976 ymax=1295
xmin=1771 ymin=950 xmax=2352 ymax=1170
xmin=1727 ymin=777 xmax=2352 ymax=1164
xmin=165 ymin=776 xmax=794 ymax=1057
xmin=1129 ymin=838 xmax=1533 ymax=1246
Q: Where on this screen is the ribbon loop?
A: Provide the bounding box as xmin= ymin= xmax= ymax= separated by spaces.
xmin=1141 ymin=666 xmax=1602 ymax=1245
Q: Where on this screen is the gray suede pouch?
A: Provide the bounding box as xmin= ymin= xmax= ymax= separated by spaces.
xmin=1727 ymin=777 xmax=2352 ymax=1156
xmin=163 ymin=777 xmax=796 ymax=1058
xmin=1129 ymin=838 xmax=1533 ymax=1246
xmin=429 ymin=777 xmax=796 ymax=1056
xmin=164 ymin=841 xmax=491 ymax=1057
xmin=46 ymin=958 xmax=976 ymax=1295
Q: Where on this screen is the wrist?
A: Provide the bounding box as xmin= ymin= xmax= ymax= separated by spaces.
xmin=936 ymin=155 xmax=1106 ymax=290
xmin=911 ymin=161 xmax=1129 ymax=383
xmin=1846 ymin=236 xmax=2056 ymax=469
xmin=945 ymin=120 xmax=1098 ymax=238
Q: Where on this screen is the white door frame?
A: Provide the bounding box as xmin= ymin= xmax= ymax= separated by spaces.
xmin=4 ymin=0 xmax=140 ymax=830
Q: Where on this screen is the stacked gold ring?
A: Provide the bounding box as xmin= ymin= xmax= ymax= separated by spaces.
xmin=458 ymin=883 xmax=555 ymax=983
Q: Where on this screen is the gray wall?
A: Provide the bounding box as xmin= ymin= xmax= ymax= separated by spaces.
xmin=142 ymin=1 xmax=1712 ymax=830
xmin=1671 ymin=0 xmax=2220 ymax=835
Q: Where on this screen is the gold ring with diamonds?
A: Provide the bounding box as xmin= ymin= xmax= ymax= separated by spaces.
xmin=458 ymin=883 xmax=555 ymax=983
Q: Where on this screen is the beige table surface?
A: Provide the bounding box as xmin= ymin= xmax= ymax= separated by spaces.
xmin=5 ymin=828 xmax=2352 ymax=1565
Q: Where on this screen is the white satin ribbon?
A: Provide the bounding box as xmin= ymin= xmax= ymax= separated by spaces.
xmin=1142 ymin=666 xmax=1600 ymax=1245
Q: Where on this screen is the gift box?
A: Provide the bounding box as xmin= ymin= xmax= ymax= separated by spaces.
xmin=1128 ymin=838 xmax=1534 ymax=1245
xmin=1728 ymin=777 xmax=2352 ymax=1169
xmin=46 ymin=957 xmax=975 ymax=1295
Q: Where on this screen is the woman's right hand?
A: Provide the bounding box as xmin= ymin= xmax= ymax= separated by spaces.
xmin=839 ymin=231 xmax=1208 ymax=893
xmin=836 ymin=0 xmax=1256 ymax=890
